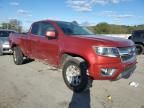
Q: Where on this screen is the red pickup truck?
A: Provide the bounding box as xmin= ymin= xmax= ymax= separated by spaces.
xmin=9 ymin=20 xmax=137 ymax=92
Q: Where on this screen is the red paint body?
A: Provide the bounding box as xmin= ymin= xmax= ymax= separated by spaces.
xmin=9 ymin=20 xmax=137 ymax=80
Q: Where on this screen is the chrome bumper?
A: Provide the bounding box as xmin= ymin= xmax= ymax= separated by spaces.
xmin=117 ymin=64 xmax=136 ymax=79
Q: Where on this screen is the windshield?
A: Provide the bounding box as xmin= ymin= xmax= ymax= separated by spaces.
xmin=0 ymin=31 xmax=15 ymax=37
xmin=56 ymin=21 xmax=94 ymax=35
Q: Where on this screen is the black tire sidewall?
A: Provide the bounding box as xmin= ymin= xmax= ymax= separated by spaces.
xmin=136 ymin=45 xmax=143 ymax=55
xmin=62 ymin=59 xmax=88 ymax=93
xmin=13 ymin=47 xmax=23 ymax=65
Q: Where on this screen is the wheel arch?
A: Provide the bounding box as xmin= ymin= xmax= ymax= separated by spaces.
xmin=11 ymin=43 xmax=18 ymax=50
xmin=60 ymin=53 xmax=89 ymax=68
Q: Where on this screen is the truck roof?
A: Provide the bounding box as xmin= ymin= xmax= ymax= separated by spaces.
xmin=32 ymin=19 xmax=76 ymax=24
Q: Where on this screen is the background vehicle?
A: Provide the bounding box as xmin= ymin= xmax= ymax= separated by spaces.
xmin=9 ymin=20 xmax=137 ymax=93
xmin=0 ymin=29 xmax=16 ymax=55
xmin=128 ymin=30 xmax=144 ymax=54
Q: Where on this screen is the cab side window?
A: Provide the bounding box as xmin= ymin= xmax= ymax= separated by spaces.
xmin=31 ymin=23 xmax=40 ymax=35
xmin=39 ymin=22 xmax=56 ymax=36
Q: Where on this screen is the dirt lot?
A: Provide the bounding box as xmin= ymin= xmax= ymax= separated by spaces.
xmin=0 ymin=55 xmax=144 ymax=108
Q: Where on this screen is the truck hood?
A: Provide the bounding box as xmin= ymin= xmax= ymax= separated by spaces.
xmin=73 ymin=35 xmax=134 ymax=47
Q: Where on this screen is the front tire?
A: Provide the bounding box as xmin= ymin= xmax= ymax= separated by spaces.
xmin=62 ymin=58 xmax=89 ymax=93
xmin=13 ymin=47 xmax=24 ymax=65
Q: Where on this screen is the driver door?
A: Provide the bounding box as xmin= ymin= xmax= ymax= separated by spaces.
xmin=37 ymin=22 xmax=59 ymax=66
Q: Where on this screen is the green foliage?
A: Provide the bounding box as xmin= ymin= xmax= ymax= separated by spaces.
xmin=0 ymin=19 xmax=22 ymax=32
xmin=94 ymin=22 xmax=110 ymax=34
xmin=88 ymin=22 xmax=144 ymax=34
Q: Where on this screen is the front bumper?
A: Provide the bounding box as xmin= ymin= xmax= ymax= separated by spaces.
xmin=88 ymin=59 xmax=137 ymax=80
xmin=1 ymin=44 xmax=12 ymax=54
xmin=116 ymin=64 xmax=136 ymax=80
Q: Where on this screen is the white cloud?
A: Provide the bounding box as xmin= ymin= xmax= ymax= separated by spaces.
xmin=115 ymin=14 xmax=134 ymax=18
xmin=67 ymin=0 xmax=92 ymax=12
xmin=17 ymin=9 xmax=28 ymax=14
xmin=100 ymin=11 xmax=134 ymax=19
xmin=90 ymin=0 xmax=109 ymax=5
xmin=100 ymin=11 xmax=116 ymax=17
xmin=66 ymin=0 xmax=129 ymax=12
xmin=10 ymin=2 xmax=19 ymax=6
xmin=17 ymin=9 xmax=32 ymax=17
xmin=91 ymin=0 xmax=129 ymax=4
xmin=99 ymin=10 xmax=135 ymax=23
xmin=110 ymin=0 xmax=120 ymax=3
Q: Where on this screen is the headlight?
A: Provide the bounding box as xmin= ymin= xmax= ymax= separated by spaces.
xmin=93 ymin=46 xmax=120 ymax=57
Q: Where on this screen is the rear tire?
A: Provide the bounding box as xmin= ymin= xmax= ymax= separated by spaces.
xmin=13 ymin=47 xmax=24 ymax=65
xmin=62 ymin=58 xmax=90 ymax=93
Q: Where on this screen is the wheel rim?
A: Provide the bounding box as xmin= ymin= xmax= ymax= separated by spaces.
xmin=13 ymin=50 xmax=17 ymax=62
xmin=66 ymin=65 xmax=81 ymax=86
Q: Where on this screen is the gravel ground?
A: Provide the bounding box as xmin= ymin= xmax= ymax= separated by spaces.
xmin=0 ymin=55 xmax=144 ymax=108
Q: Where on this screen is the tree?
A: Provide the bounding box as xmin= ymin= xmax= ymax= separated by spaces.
xmin=0 ymin=19 xmax=22 ymax=32
xmin=88 ymin=22 xmax=144 ymax=34
xmin=1 ymin=23 xmax=9 ymax=29
xmin=9 ymin=19 xmax=22 ymax=32
xmin=94 ymin=22 xmax=110 ymax=34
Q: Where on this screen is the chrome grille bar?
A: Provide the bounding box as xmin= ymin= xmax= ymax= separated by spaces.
xmin=118 ymin=46 xmax=136 ymax=62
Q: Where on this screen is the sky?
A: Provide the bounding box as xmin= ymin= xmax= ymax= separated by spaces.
xmin=0 ymin=0 xmax=144 ymax=30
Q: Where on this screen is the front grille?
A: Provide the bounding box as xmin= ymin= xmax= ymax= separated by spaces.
xmin=3 ymin=48 xmax=10 ymax=51
xmin=118 ymin=46 xmax=136 ymax=62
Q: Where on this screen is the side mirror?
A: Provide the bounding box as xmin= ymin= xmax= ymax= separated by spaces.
xmin=45 ymin=31 xmax=56 ymax=39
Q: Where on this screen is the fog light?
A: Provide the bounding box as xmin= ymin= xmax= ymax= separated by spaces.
xmin=101 ymin=68 xmax=116 ymax=76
